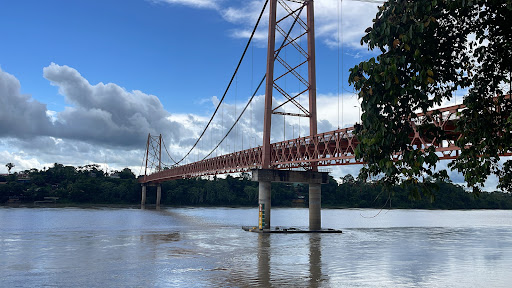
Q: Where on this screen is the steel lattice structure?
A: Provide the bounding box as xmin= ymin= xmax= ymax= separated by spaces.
xmin=140 ymin=103 xmax=511 ymax=184
xmin=144 ymin=134 xmax=162 ymax=176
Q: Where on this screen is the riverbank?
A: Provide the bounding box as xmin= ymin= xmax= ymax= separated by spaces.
xmin=2 ymin=164 xmax=512 ymax=210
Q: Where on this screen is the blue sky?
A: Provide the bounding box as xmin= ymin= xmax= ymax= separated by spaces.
xmin=1 ymin=0 xmax=375 ymax=114
xmin=1 ymin=0 xmax=493 ymax=189
xmin=2 ymin=0 xmax=249 ymax=114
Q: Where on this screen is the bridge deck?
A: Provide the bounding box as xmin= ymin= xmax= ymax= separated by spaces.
xmin=140 ymin=103 xmax=511 ymax=184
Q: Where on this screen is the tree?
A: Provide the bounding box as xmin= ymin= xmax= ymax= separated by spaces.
xmin=119 ymin=168 xmax=135 ymax=179
xmin=448 ymin=1 xmax=512 ymax=193
xmin=5 ymin=163 xmax=14 ymax=174
xmin=341 ymin=174 xmax=355 ymax=184
xmin=349 ymin=0 xmax=512 ymax=193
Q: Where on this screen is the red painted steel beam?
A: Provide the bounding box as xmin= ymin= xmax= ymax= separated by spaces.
xmin=139 ymin=101 xmax=512 ymax=184
xmin=262 ymin=0 xmax=278 ymax=169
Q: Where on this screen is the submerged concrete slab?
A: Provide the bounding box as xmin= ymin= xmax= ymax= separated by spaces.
xmin=251 ymin=169 xmax=329 ymax=184
xmin=242 ymin=226 xmax=342 ymax=234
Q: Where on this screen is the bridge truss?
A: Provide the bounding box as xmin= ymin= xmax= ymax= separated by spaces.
xmin=140 ymin=102 xmax=512 ymax=183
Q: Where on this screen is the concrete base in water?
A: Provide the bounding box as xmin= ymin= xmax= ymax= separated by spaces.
xmin=242 ymin=226 xmax=342 ymax=234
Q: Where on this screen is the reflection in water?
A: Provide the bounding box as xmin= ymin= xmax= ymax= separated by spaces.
xmin=255 ymin=233 xmax=325 ymax=287
xmin=139 ymin=232 xmax=180 ymax=244
xmin=258 ymin=234 xmax=271 ymax=287
xmin=309 ymin=234 xmax=322 ymax=287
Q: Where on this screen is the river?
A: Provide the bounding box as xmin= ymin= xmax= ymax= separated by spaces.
xmin=1 ymin=207 xmax=511 ymax=287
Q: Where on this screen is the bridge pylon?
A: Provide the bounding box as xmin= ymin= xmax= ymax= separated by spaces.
xmin=256 ymin=0 xmax=324 ymax=232
xmin=141 ymin=133 xmax=163 ymax=208
xmin=262 ymin=0 xmax=317 ymax=170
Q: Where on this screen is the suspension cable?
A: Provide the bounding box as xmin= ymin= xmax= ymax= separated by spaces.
xmin=162 ymin=138 xmax=177 ymax=164
xmin=161 ymin=0 xmax=378 ymax=164
xmin=251 ymin=42 xmax=254 ymax=147
xmin=172 ymin=0 xmax=270 ymax=165
xmin=202 ymin=4 xmax=306 ymax=160
xmin=138 ymin=147 xmax=147 ymax=176
xmin=341 ymin=0 xmax=344 ymax=128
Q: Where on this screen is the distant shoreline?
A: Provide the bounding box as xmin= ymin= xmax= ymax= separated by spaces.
xmin=2 ymin=203 xmax=511 ymax=211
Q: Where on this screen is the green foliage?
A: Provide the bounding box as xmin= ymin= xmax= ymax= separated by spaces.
xmin=5 ymin=162 xmax=14 ymax=174
xmin=0 ymin=165 xmax=139 ymax=204
xmin=321 ymin=176 xmax=512 ymax=209
xmin=349 ymin=0 xmax=512 ymax=192
xmin=1 ymin=164 xmax=511 ymax=209
xmin=448 ymin=1 xmax=512 ymax=193
xmin=119 ymin=168 xmax=136 ymax=179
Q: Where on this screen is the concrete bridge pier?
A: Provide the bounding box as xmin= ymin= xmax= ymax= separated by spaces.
xmin=258 ymin=181 xmax=271 ymax=230
xmin=252 ymin=169 xmax=328 ymax=231
xmin=156 ymin=184 xmax=161 ymax=207
xmin=309 ymin=183 xmax=321 ymax=231
xmin=141 ymin=184 xmax=147 ymax=207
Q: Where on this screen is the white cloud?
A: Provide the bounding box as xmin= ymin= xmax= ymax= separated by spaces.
xmin=317 ymin=93 xmax=361 ymax=130
xmin=152 ymin=0 xmax=381 ymax=49
xmin=0 ymin=67 xmax=53 ymax=138
xmin=315 ymin=0 xmax=381 ymax=49
xmin=43 ymin=63 xmax=185 ymax=147
xmin=219 ymin=0 xmax=380 ymax=49
xmin=0 ymin=64 xmax=197 ymax=174
xmin=0 ymin=64 xmax=506 ymax=189
xmin=0 ymin=150 xmax=48 ymax=174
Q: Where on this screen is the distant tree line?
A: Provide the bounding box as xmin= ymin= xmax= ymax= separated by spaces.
xmin=0 ymin=163 xmax=140 ymax=204
xmin=1 ymin=163 xmax=512 ymax=209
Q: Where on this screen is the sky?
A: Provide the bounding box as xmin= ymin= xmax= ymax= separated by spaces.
xmin=0 ymin=0 xmax=499 ymax=189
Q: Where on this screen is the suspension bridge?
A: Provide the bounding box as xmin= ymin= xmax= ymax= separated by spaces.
xmin=137 ymin=0 xmax=511 ymax=232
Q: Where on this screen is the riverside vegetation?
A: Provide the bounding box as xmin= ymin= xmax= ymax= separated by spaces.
xmin=1 ymin=163 xmax=512 ymax=209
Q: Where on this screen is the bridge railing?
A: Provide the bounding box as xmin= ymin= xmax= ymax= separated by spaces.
xmin=140 ymin=101 xmax=512 ymax=183
xmin=141 ymin=146 xmax=263 ymax=183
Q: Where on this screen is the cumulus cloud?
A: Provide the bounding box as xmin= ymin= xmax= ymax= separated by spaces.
xmin=0 ymin=149 xmax=46 ymax=174
xmin=0 ymin=137 xmax=145 ymax=174
xmin=0 ymin=64 xmax=506 ymax=188
xmin=0 ymin=67 xmax=53 ymax=138
xmin=0 ymin=64 xmax=198 ymax=173
xmin=43 ymin=63 xmax=185 ymax=147
xmin=221 ymin=0 xmax=266 ymax=24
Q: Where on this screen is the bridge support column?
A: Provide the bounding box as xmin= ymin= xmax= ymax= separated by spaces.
xmin=258 ymin=181 xmax=271 ymax=230
xmin=156 ymin=184 xmax=161 ymax=207
xmin=252 ymin=169 xmax=328 ymax=231
xmin=309 ymin=183 xmax=321 ymax=231
xmin=141 ymin=184 xmax=147 ymax=207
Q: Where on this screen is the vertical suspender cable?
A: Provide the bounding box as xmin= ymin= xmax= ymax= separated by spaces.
xmin=201 ymin=4 xmax=305 ymax=160
xmin=171 ymin=0 xmax=269 ymax=164
xmin=337 ymin=0 xmax=341 ymax=129
xmin=340 ymin=0 xmax=344 ymax=128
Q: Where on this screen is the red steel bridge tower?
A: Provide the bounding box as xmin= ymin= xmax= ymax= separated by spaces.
xmin=257 ymin=0 xmax=327 ymax=231
xmin=141 ymin=0 xmax=329 ymax=231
